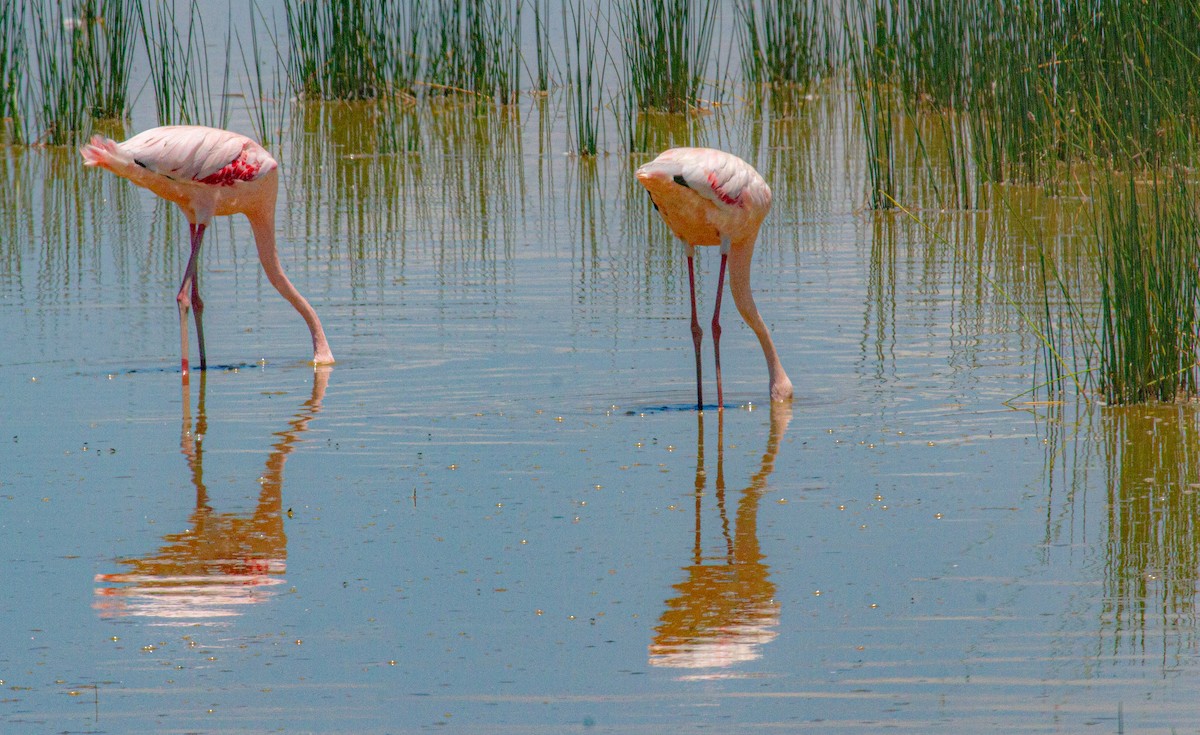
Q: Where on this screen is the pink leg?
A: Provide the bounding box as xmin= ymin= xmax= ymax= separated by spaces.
xmin=191 ymin=260 xmax=206 ymax=371
xmin=688 ymin=255 xmax=704 ymax=410
xmin=712 ymin=253 xmax=728 ymax=411
xmin=177 ymin=223 xmax=208 ymax=375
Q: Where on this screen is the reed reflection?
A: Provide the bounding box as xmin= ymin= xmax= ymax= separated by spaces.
xmin=283 ymin=100 xmax=529 ymax=324
xmin=650 ymin=403 xmax=790 ymax=673
xmin=94 ymin=369 xmax=329 ymax=621
xmin=1099 ymin=405 xmax=1200 ymax=661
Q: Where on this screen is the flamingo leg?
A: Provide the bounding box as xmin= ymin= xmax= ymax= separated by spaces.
xmin=687 ymin=254 xmax=704 ymax=411
xmin=191 ymin=250 xmax=206 ymax=372
xmin=711 ymin=252 xmax=728 ymax=411
xmin=177 ymin=223 xmax=208 ymax=375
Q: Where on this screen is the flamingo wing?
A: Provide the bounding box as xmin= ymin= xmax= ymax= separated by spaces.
xmin=656 ymin=148 xmax=763 ymax=209
xmin=119 ymin=126 xmax=276 ymax=185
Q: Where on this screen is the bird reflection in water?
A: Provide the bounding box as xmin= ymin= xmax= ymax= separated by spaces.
xmin=94 ymin=368 xmax=329 ymax=622
xmin=649 ymin=402 xmax=791 ymax=675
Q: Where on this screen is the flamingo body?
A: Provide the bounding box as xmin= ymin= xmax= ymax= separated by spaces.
xmin=80 ymin=126 xmax=333 ymax=374
xmin=636 ymin=148 xmax=791 ymax=407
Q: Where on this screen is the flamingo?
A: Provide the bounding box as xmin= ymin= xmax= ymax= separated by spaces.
xmin=636 ymin=147 xmax=792 ymax=410
xmin=79 ymin=125 xmax=333 ymax=376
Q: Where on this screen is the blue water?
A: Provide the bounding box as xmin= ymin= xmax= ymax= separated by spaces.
xmin=1 ymin=78 xmax=1197 ymax=735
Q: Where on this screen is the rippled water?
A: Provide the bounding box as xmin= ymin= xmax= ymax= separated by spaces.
xmin=2 ymin=74 xmax=1199 ymax=735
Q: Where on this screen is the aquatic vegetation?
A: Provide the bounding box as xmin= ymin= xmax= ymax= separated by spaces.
xmin=420 ymin=0 xmax=523 ymax=104
xmin=285 ymin=0 xmax=386 ymax=101
xmin=738 ymin=0 xmax=834 ymax=98
xmin=856 ymin=0 xmax=1200 ymax=186
xmin=530 ymin=0 xmax=554 ymax=94
xmin=87 ymin=0 xmax=137 ymax=120
xmin=236 ymin=1 xmax=289 ymax=147
xmin=618 ymin=0 xmax=716 ymax=114
xmin=30 ymin=0 xmax=94 ymax=145
xmin=1037 ymin=167 xmax=1200 ymax=404
xmin=0 ymin=0 xmax=26 ymax=143
xmin=844 ymin=0 xmax=898 ymax=210
xmin=1094 ymin=170 xmax=1200 ymax=404
xmin=561 ymin=0 xmax=609 ymax=155
xmin=137 ymin=0 xmax=228 ymax=127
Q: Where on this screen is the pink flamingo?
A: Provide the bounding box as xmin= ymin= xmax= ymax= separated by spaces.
xmin=80 ymin=125 xmax=333 ymax=376
xmin=636 ymin=147 xmax=792 ymax=410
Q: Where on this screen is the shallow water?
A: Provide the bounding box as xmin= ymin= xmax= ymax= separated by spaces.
xmin=3 ymin=69 xmax=1200 ymax=735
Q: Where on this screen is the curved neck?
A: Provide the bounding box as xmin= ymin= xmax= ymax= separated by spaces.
xmin=247 ymin=209 xmax=333 ymax=364
xmin=727 ymin=237 xmax=792 ymax=400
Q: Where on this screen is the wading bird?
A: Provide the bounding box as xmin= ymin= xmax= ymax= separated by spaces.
xmin=80 ymin=126 xmax=333 ymax=376
xmin=636 ymin=147 xmax=792 ymax=410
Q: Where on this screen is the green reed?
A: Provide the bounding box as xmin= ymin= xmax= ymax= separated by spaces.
xmin=86 ymin=0 xmax=136 ymax=120
xmin=285 ymin=0 xmax=384 ymax=100
xmin=0 ymin=0 xmax=25 ymax=142
xmin=421 ymin=0 xmax=523 ymax=104
xmin=237 ymin=1 xmax=289 ymax=147
xmin=844 ymin=0 xmax=897 ymax=210
xmin=1095 ymin=169 xmax=1200 ymax=404
xmin=30 ymin=0 xmax=93 ymax=145
xmin=531 ymin=0 xmax=554 ymax=93
xmin=1036 ymin=165 xmax=1200 ymax=404
xmin=618 ymin=0 xmax=716 ymax=114
xmin=738 ymin=0 xmax=834 ymax=98
xmin=561 ymin=0 xmax=608 ymax=155
xmin=857 ymin=0 xmax=1200 ymax=188
xmin=138 ymin=0 xmax=227 ymax=127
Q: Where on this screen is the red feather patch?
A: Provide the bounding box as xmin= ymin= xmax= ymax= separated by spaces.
xmin=198 ymin=155 xmax=260 ymax=186
xmin=706 ymin=172 xmax=741 ymax=206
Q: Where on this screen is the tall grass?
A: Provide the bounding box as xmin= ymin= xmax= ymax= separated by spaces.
xmin=561 ymin=0 xmax=608 ymax=155
xmin=0 ymin=0 xmax=26 ymax=143
xmin=844 ymin=0 xmax=898 ymax=210
xmin=738 ymin=0 xmax=834 ymax=99
xmin=237 ymin=1 xmax=289 ymax=146
xmin=618 ymin=0 xmax=716 ymax=114
xmin=86 ymin=0 xmax=137 ymax=120
xmin=530 ymin=0 xmax=554 ymax=93
xmin=138 ymin=0 xmax=228 ymax=127
xmin=30 ymin=0 xmax=93 ymax=145
xmin=422 ymin=0 xmax=523 ymax=103
xmin=1095 ymin=169 xmax=1200 ymax=404
xmin=856 ymin=0 xmax=1200 ymax=187
xmin=286 ymin=0 xmax=523 ymax=104
xmin=1036 ymin=166 xmax=1200 ymax=405
xmin=285 ymin=0 xmax=384 ymax=100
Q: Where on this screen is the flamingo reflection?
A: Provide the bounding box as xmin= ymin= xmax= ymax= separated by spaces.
xmin=94 ymin=369 xmax=329 ymax=621
xmin=650 ymin=403 xmax=791 ymax=672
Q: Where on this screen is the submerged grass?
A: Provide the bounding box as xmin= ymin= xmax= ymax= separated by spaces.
xmin=1037 ymin=166 xmax=1200 ymax=404
xmin=1095 ymin=169 xmax=1200 ymax=404
xmin=87 ymin=0 xmax=137 ymax=120
xmin=0 ymin=0 xmax=26 ymax=143
xmin=738 ymin=0 xmax=834 ymax=103
xmin=30 ymin=0 xmax=93 ymax=145
xmin=618 ymin=0 xmax=716 ymax=114
xmin=138 ymin=0 xmax=228 ymax=127
xmin=561 ymin=0 xmax=608 ymax=155
xmin=238 ymin=1 xmax=289 ymax=147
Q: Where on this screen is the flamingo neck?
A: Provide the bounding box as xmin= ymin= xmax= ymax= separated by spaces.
xmin=247 ymin=210 xmax=334 ymax=364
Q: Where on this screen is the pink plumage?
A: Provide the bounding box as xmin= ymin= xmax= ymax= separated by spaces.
xmin=81 ymin=125 xmax=333 ymax=376
xmin=636 ymin=148 xmax=791 ymax=408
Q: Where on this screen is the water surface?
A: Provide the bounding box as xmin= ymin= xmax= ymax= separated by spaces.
xmin=1 ymin=75 xmax=1197 ymax=735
